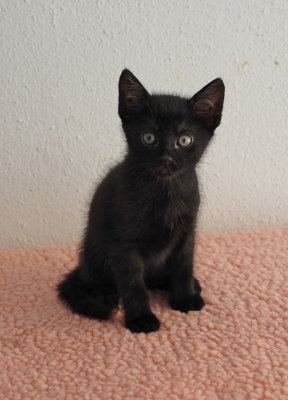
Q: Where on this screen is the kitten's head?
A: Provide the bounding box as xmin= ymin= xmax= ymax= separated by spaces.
xmin=118 ymin=69 xmax=225 ymax=179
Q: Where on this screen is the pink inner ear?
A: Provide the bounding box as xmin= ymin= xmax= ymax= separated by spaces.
xmin=192 ymin=80 xmax=224 ymax=128
xmin=203 ymin=84 xmax=223 ymax=108
xmin=120 ymin=81 xmax=136 ymax=97
xmin=198 ymin=99 xmax=216 ymax=110
xmin=120 ymin=78 xmax=146 ymax=108
xmin=194 ymin=81 xmax=224 ymax=114
xmin=194 ymin=99 xmax=216 ymax=118
xmin=126 ymin=95 xmax=141 ymax=107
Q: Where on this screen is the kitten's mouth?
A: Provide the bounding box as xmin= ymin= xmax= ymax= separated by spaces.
xmin=154 ymin=165 xmax=176 ymax=178
xmin=150 ymin=156 xmax=179 ymax=179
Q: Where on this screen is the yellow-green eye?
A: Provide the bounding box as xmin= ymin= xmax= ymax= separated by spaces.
xmin=142 ymin=132 xmax=156 ymax=145
xmin=177 ymin=135 xmax=193 ymax=148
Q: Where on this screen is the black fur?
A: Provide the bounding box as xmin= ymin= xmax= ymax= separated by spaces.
xmin=57 ymin=69 xmax=225 ymax=333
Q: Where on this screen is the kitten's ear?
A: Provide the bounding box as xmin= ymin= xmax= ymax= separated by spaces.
xmin=190 ymin=78 xmax=225 ymax=129
xmin=118 ymin=69 xmax=149 ymax=120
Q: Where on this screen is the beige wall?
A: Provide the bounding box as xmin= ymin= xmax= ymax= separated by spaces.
xmin=0 ymin=0 xmax=287 ymax=249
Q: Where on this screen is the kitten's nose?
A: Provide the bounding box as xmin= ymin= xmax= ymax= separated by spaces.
xmin=159 ymin=156 xmax=175 ymax=167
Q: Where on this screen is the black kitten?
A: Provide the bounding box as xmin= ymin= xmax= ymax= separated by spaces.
xmin=57 ymin=69 xmax=225 ymax=333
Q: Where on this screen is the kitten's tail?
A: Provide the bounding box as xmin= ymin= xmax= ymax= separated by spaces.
xmin=57 ymin=268 xmax=118 ymax=320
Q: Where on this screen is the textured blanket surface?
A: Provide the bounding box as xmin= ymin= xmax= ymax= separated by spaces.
xmin=1 ymin=227 xmax=287 ymax=400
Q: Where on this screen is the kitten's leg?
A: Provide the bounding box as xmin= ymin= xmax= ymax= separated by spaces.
xmin=169 ymin=231 xmax=205 ymax=312
xmin=57 ymin=261 xmax=119 ymax=320
xmin=112 ymin=251 xmax=160 ymax=333
xmin=145 ymin=273 xmax=171 ymax=291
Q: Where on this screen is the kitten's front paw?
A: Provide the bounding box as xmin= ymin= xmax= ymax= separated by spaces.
xmin=170 ymin=294 xmax=205 ymax=313
xmin=125 ymin=313 xmax=160 ymax=333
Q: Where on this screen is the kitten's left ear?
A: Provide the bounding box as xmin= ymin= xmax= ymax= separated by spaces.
xmin=190 ymin=78 xmax=225 ymax=129
xmin=118 ymin=69 xmax=150 ymax=120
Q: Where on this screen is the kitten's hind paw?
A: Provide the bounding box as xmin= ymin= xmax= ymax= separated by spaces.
xmin=125 ymin=312 xmax=160 ymax=333
xmin=170 ymin=294 xmax=205 ymax=313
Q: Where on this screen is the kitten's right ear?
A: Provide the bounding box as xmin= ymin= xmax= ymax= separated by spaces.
xmin=118 ymin=69 xmax=149 ymax=120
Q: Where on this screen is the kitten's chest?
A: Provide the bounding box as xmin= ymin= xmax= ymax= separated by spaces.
xmin=140 ymin=208 xmax=191 ymax=266
xmin=129 ymin=180 xmax=198 ymax=263
xmin=152 ymin=190 xmax=191 ymax=228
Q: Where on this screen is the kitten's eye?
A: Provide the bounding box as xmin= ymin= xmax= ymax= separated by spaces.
xmin=177 ymin=135 xmax=193 ymax=148
xmin=142 ymin=132 xmax=157 ymax=145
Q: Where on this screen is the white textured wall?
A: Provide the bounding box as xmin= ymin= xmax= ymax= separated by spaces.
xmin=1 ymin=0 xmax=287 ymax=249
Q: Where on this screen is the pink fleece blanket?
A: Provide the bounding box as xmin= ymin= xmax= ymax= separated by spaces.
xmin=1 ymin=227 xmax=287 ymax=400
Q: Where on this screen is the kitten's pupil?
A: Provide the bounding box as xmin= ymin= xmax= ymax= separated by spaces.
xmin=142 ymin=132 xmax=156 ymax=145
xmin=178 ymin=135 xmax=193 ymax=148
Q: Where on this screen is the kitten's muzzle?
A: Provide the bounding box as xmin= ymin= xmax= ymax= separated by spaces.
xmin=155 ymin=156 xmax=178 ymax=177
